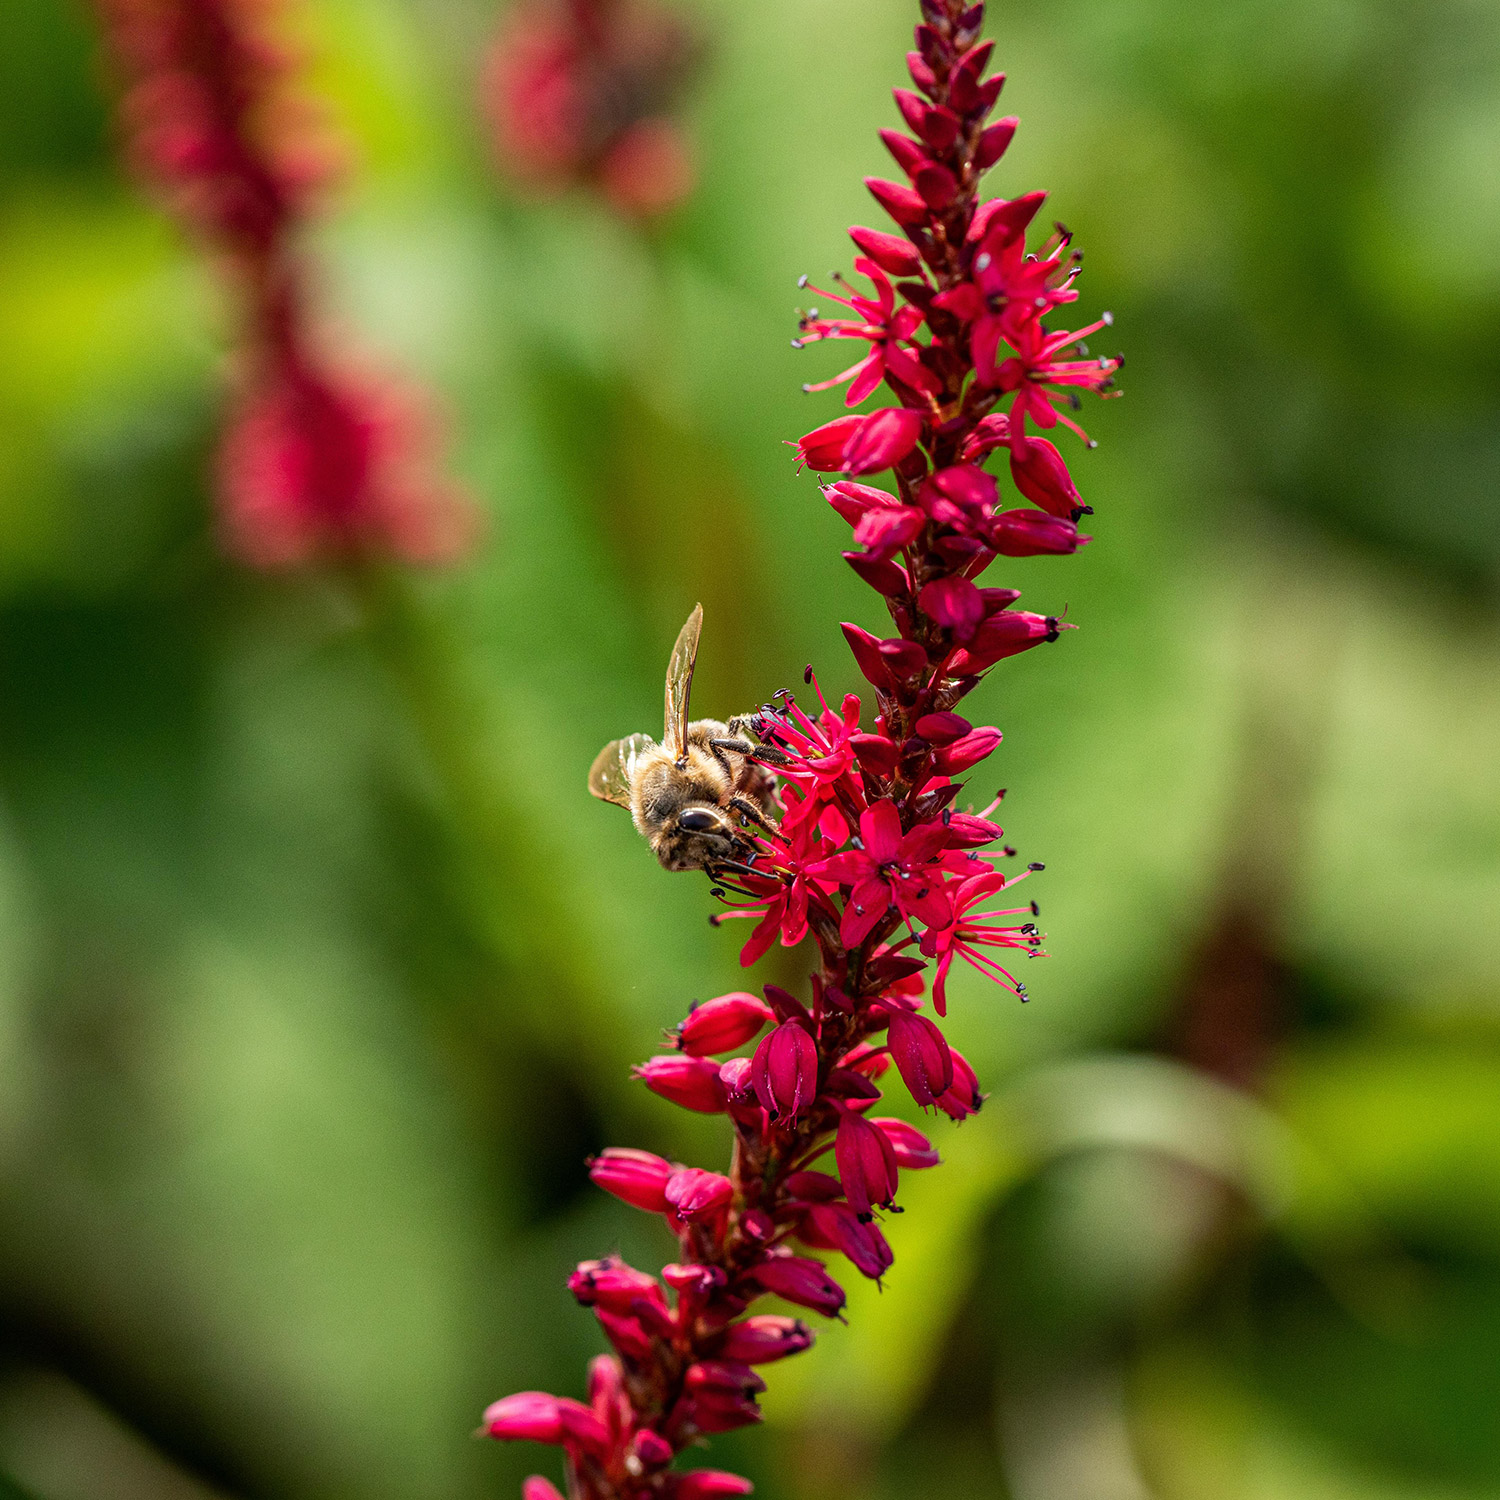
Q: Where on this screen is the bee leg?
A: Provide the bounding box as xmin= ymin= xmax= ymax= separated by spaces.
xmin=711 ymin=735 xmax=792 ymax=770
xmin=706 ymin=857 xmax=766 ymax=882
xmin=729 ymin=795 xmax=781 ymax=837
xmin=726 ymin=717 xmax=794 ymax=767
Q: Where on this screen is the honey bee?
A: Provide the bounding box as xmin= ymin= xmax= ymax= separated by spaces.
xmin=588 ymin=605 xmax=784 ymax=874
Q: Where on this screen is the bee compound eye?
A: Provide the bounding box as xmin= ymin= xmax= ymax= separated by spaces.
xmin=677 ymin=807 xmax=721 ymax=833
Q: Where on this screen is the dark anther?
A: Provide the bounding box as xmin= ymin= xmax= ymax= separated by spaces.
xmin=797 ymin=273 xmax=810 ymax=289
xmin=942 ymin=808 xmax=952 ymax=824
xmin=1001 ymin=845 xmax=1017 ymax=857
xmin=710 ymin=887 xmax=726 ymax=899
xmin=803 ymin=664 xmax=814 ymax=683
xmin=1028 ymin=861 xmax=1045 ymax=871
xmin=1030 ymin=900 xmax=1040 ymax=916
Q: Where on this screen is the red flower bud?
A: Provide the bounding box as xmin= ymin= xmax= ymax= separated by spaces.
xmin=872 ymin=1116 xmax=942 ymax=1168
xmin=913 ymin=711 xmax=971 ymax=745
xmin=849 ymin=224 xmax=922 ymax=276
xmin=665 ymin=1166 xmax=734 ymax=1221
xmin=878 ymin=128 xmax=928 ymax=175
xmin=795 ymin=415 xmax=864 ymax=471
xmin=523 ymin=1478 xmax=566 ymax=1500
xmin=632 ymin=1429 xmax=675 ymax=1468
xmin=864 ymin=175 xmax=929 ymax=227
xmin=596 ymin=1308 xmax=655 ymax=1362
xmin=935 ymin=1046 xmax=984 ymax=1120
xmin=684 ymin=1360 xmax=766 ymax=1399
xmin=884 ymin=1007 xmax=954 ymax=1106
xmin=989 ymin=508 xmax=1088 ymax=556
xmin=841 ymin=621 xmax=895 ymax=691
xmin=835 ymin=1109 xmax=900 ymax=1217
xmin=975 ymin=116 xmax=1018 ymax=168
xmin=568 ymin=1256 xmax=662 ymax=1312
xmin=671 ymin=1472 xmax=756 ymax=1499
xmin=918 ymin=576 xmax=985 ymax=641
xmin=589 ymin=1147 xmax=673 ymax=1212
xmin=718 ymin=1056 xmax=755 ymax=1099
xmin=851 ymin=731 xmax=900 ymax=777
xmin=948 ymin=610 xmax=1063 ymax=674
xmin=784 ymin=1169 xmax=844 ymax=1203
xmin=844 ymin=550 xmax=911 ymax=596
xmin=840 ymin=407 xmax=924 ymax=475
xmin=634 ymin=1054 xmax=728 ymax=1113
xmin=932 ymin=725 xmax=1002 ymax=774
xmin=676 ymin=992 xmax=773 ymax=1055
xmin=913 ymin=161 xmax=958 ymax=209
xmin=748 ymin=1253 xmax=848 ymax=1317
xmin=716 ymin=1315 xmax=815 ymax=1364
xmin=878 ymin=637 xmax=927 ymax=677
xmin=1009 ymin=435 xmax=1083 ymax=518
xmin=801 ymin=1202 xmax=894 ymax=1281
xmin=483 ymin=1393 xmax=610 ymax=1456
xmin=750 ymin=1021 xmax=819 ymax=1119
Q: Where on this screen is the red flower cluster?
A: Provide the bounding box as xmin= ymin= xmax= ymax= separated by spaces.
xmin=482 ymin=2 xmax=1119 ymax=1495
xmin=482 ymin=0 xmax=699 ymax=219
xmin=94 ymin=0 xmax=476 ymax=566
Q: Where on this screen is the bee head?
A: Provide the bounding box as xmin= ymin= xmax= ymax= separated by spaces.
xmin=653 ymin=803 xmax=747 ymax=872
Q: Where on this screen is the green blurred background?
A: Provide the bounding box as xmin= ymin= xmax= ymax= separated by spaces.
xmin=3 ymin=0 xmax=1500 ymax=1496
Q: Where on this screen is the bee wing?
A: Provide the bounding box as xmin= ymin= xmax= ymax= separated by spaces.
xmin=588 ymin=733 xmax=655 ymax=808
xmin=664 ymin=603 xmax=703 ymax=760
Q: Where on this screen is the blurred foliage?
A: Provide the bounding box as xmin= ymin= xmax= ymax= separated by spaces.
xmin=0 ymin=0 xmax=1498 ymax=1498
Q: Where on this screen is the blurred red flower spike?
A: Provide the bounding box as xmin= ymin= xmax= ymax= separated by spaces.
xmin=522 ymin=1477 xmax=565 ymax=1500
xmin=588 ymin=1147 xmax=673 ymax=1212
xmin=596 ymin=1308 xmax=655 ymax=1362
xmin=872 ymin=1117 xmax=942 ymax=1168
xmin=634 ymin=1055 xmax=728 ymax=1113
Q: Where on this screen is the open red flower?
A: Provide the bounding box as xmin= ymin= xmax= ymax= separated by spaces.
xmin=918 ymin=867 xmax=1040 ymax=1014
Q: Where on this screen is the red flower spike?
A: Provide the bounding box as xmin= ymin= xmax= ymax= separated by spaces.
xmin=872 ymin=1117 xmax=942 ymax=1168
xmin=589 ymin=1148 xmax=673 ymax=1212
xmin=634 ymin=1055 xmax=728 ymax=1113
xmin=835 ymin=1109 xmax=901 ymax=1216
xmin=750 ymin=1021 xmax=819 ymax=1119
xmin=480 ymin=2 xmax=1120 ymax=1483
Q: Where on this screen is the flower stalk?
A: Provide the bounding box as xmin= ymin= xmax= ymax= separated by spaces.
xmin=486 ymin=0 xmax=1121 ymax=1493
